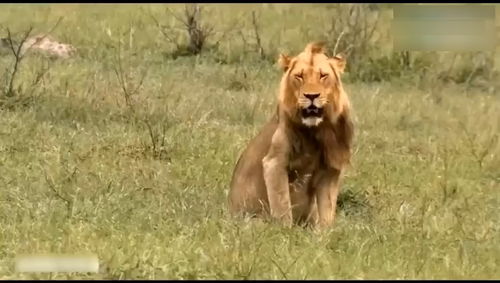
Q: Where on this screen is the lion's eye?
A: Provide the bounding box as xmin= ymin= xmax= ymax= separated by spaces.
xmin=295 ymin=73 xmax=303 ymax=80
xmin=320 ymin=72 xmax=328 ymax=79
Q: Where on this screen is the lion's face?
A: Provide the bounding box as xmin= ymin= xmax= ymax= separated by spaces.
xmin=278 ymin=43 xmax=346 ymax=127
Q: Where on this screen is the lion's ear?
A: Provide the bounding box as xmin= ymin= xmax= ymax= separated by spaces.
xmin=330 ymin=54 xmax=346 ymax=74
xmin=278 ymin=53 xmax=292 ymax=72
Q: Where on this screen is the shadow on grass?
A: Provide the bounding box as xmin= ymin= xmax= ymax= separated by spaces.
xmin=337 ymin=187 xmax=372 ymax=219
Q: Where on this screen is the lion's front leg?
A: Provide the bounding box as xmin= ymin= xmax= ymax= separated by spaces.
xmin=314 ymin=169 xmax=342 ymax=229
xmin=262 ymin=128 xmax=293 ymax=226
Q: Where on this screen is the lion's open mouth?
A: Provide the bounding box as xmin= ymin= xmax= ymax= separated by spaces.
xmin=301 ymin=106 xmax=323 ymax=118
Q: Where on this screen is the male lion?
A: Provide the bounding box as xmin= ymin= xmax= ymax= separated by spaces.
xmin=228 ymin=42 xmax=354 ymax=229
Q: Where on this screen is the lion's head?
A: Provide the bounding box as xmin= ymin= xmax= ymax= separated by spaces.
xmin=277 ymin=42 xmax=349 ymax=128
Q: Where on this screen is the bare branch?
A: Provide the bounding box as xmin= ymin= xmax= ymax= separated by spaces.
xmin=2 ymin=17 xmax=63 ymax=98
xmin=149 ymin=10 xmax=181 ymax=49
xmin=43 ymin=169 xmax=72 ymax=205
xmin=145 ymin=119 xmax=157 ymax=156
xmin=166 ymin=6 xmax=188 ymax=27
xmin=21 ymin=17 xmax=64 ymax=56
xmin=251 ymin=11 xmax=265 ymax=60
xmin=132 ymin=68 xmax=149 ymax=97
xmin=183 ymin=4 xmax=214 ymax=54
xmin=111 ymin=38 xmax=133 ymax=109
xmin=333 ymin=30 xmax=345 ymax=56
xmin=111 ymin=35 xmax=149 ymax=113
xmin=4 ymin=26 xmax=34 ymax=97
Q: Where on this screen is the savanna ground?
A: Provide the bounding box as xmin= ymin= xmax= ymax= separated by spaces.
xmin=0 ymin=4 xmax=499 ymax=280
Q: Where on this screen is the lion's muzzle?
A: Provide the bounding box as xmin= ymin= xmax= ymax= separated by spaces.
xmin=301 ymin=105 xmax=323 ymax=118
xmin=301 ymin=93 xmax=324 ymax=118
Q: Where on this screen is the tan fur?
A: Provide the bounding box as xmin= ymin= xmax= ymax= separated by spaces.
xmin=228 ymin=42 xmax=354 ymax=229
xmin=21 ymin=34 xmax=76 ymax=59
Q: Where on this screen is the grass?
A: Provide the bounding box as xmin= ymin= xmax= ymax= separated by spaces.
xmin=0 ymin=4 xmax=499 ymax=280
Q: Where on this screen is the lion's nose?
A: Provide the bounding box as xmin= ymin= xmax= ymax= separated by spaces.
xmin=304 ymin=93 xmax=320 ymax=101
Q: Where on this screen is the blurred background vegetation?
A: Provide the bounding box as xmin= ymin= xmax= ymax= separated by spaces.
xmin=1 ymin=4 xmax=499 ymax=91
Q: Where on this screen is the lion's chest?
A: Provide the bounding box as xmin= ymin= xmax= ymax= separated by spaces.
xmin=287 ymin=138 xmax=322 ymax=192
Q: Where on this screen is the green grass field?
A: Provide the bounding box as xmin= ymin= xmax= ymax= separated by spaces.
xmin=0 ymin=4 xmax=499 ymax=279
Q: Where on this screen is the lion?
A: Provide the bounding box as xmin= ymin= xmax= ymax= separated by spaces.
xmin=228 ymin=41 xmax=354 ymax=229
